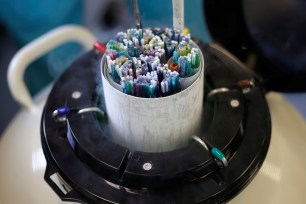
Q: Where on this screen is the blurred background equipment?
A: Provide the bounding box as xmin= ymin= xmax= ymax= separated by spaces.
xmin=204 ymin=0 xmax=306 ymax=92
xmin=0 ymin=0 xmax=129 ymax=134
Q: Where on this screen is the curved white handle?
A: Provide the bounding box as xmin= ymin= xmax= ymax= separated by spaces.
xmin=7 ymin=25 xmax=96 ymax=109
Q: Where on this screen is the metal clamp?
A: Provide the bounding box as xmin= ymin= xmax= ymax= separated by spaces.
xmin=52 ymin=107 xmax=104 ymax=122
xmin=192 ymin=135 xmax=228 ymax=167
xmin=208 ymin=79 xmax=255 ymax=97
xmin=208 ymin=88 xmax=230 ymax=97
xmin=192 ymin=135 xmax=209 ymax=151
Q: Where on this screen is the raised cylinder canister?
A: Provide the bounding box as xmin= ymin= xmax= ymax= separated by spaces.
xmin=101 ymin=29 xmax=204 ymax=152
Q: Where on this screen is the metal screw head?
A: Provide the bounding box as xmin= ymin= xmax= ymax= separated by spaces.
xmin=143 ymin=162 xmax=152 ymax=170
xmin=72 ymin=91 xmax=82 ymax=99
xmin=230 ymin=99 xmax=239 ymax=108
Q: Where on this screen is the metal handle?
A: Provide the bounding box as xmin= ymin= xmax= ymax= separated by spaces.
xmin=7 ymin=25 xmax=96 ymax=109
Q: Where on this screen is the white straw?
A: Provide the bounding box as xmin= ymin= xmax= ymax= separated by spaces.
xmin=173 ymin=0 xmax=184 ymax=31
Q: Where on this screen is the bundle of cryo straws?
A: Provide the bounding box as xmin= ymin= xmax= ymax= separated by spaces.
xmin=105 ymin=27 xmax=201 ymax=98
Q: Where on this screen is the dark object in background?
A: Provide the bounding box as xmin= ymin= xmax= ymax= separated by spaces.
xmin=204 ymin=0 xmax=306 ymax=92
xmin=100 ymin=1 xmax=123 ymax=28
xmin=0 ymin=25 xmax=20 ymax=136
xmin=204 ymin=0 xmax=250 ymax=61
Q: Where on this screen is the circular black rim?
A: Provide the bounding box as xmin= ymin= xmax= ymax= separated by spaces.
xmin=41 ymin=43 xmax=271 ymax=204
